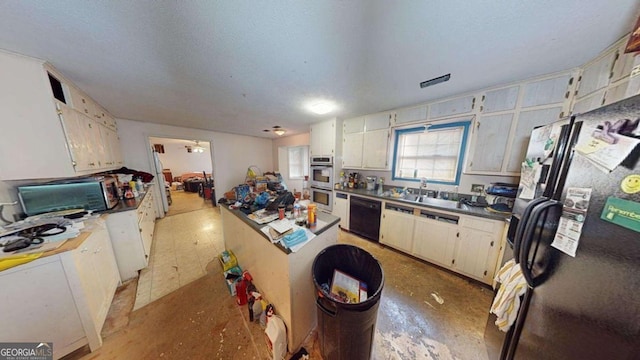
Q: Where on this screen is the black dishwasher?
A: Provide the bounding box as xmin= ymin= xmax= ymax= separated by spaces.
xmin=349 ymin=196 xmax=381 ymax=242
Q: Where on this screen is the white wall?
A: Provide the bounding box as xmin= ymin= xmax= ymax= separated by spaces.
xmin=152 ymin=140 xmax=212 ymax=177
xmin=117 ymin=118 xmax=274 ymax=199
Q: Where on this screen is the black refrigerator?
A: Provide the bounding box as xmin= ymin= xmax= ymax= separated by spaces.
xmin=489 ymin=94 xmax=640 ymax=359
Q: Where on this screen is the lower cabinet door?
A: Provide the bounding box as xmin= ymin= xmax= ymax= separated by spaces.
xmin=0 ymin=258 xmax=85 ymax=358
xmin=380 ymin=210 xmax=415 ymax=253
xmin=412 ymin=217 xmax=459 ymax=268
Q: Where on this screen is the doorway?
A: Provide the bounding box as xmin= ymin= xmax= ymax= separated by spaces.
xmin=148 ymin=136 xmax=215 ymax=217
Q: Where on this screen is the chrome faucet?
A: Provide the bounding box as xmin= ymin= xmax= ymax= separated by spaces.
xmin=419 ymin=178 xmax=428 ymax=198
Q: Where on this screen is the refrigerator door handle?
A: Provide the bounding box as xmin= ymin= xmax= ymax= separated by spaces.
xmin=518 ymin=200 xmax=562 ymax=287
xmin=513 ymin=197 xmax=548 ymax=264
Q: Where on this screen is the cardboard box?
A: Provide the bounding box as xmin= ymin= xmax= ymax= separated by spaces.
xmin=219 ymin=249 xmax=238 ymax=271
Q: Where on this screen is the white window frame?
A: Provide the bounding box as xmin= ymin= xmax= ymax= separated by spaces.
xmin=288 ymin=146 xmax=309 ymax=179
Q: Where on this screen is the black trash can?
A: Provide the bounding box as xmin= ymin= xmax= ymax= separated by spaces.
xmin=312 ymin=244 xmax=384 ymax=360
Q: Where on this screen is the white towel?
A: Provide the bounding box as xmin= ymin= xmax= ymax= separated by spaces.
xmin=490 ymin=259 xmax=527 ymax=332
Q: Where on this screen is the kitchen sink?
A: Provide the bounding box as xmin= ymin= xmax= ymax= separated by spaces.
xmin=391 ymin=193 xmax=469 ymax=210
xmin=417 ymin=197 xmax=469 ymax=210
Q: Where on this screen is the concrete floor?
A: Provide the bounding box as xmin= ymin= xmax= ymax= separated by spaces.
xmin=68 ymin=192 xmax=495 ymax=359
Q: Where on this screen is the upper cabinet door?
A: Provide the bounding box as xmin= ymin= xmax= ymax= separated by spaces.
xmin=394 ymin=105 xmax=428 ymax=125
xmin=343 ymin=117 xmax=364 ymax=134
xmin=429 ymin=95 xmax=475 ymax=119
xmin=521 ymin=73 xmax=572 ymax=108
xmin=364 ymin=112 xmax=391 ymax=131
xmin=481 ymin=86 xmax=519 ymax=113
xmin=466 ymin=114 xmax=514 ymax=173
xmin=342 ymin=132 xmax=363 ymax=168
xmin=362 ymin=129 xmax=389 ymax=169
xmin=310 ymin=119 xmax=336 ymax=156
xmin=58 ymin=104 xmax=94 ymax=172
xmin=575 ymin=52 xmax=616 ymax=99
xmin=505 ymin=107 xmax=563 ymax=172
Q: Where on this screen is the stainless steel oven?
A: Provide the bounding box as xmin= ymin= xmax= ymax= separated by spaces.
xmin=309 ymin=156 xmax=333 ymax=212
xmin=310 ymin=186 xmax=332 ymax=213
xmin=310 ymin=156 xmax=334 ymax=190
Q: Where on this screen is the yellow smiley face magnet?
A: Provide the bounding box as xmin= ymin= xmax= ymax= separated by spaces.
xmin=621 ymin=174 xmax=640 ymax=194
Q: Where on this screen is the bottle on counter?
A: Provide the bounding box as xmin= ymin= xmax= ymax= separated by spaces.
xmin=136 ymin=178 xmax=144 ymax=192
xmin=307 ymin=203 xmax=317 ymax=226
xmin=124 ymin=185 xmax=135 ymax=200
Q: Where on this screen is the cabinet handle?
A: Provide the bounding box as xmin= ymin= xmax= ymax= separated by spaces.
xmin=490 ymin=241 xmax=494 ymax=247
xmin=89 ymin=162 xmax=95 ymax=166
xmin=484 ymin=270 xmax=488 ymax=276
xmin=451 ymin=259 xmax=455 ymax=265
xmin=139 ymin=228 xmax=142 ymax=233
xmin=94 ymin=247 xmax=102 ymax=254
xmin=456 ymin=232 xmax=459 ymax=237
xmin=81 ymin=248 xmax=89 ymax=253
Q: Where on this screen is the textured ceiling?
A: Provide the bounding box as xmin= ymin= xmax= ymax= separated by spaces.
xmin=0 ymin=1 xmax=638 ymax=138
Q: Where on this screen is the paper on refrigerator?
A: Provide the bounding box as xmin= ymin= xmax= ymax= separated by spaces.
xmin=574 ymin=120 xmax=640 ymax=172
xmin=552 ymin=187 xmax=592 ymax=257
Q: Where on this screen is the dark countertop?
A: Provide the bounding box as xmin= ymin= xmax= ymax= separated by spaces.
xmin=107 ymin=188 xmax=153 ymax=214
xmin=221 ymin=206 xmax=340 ymax=255
xmin=335 ymin=188 xmax=511 ymax=222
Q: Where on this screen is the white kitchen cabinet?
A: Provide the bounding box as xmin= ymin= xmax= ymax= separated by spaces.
xmin=106 ymin=191 xmax=156 ymax=280
xmin=505 ymin=107 xmax=563 ymax=172
xmin=342 ymin=114 xmax=390 ymax=170
xmin=429 ymin=95 xmax=476 ymax=119
xmin=572 ymin=89 xmax=607 ymax=114
xmin=466 ymin=113 xmax=514 ymax=173
xmin=343 ymin=116 xmax=365 ymax=134
xmin=0 ymin=50 xmax=122 ymax=180
xmin=481 ymin=85 xmax=519 ymax=113
xmin=455 ymin=216 xmax=504 ymax=283
xmin=576 ymin=51 xmax=617 ymax=100
xmin=61 ymin=222 xmax=120 ymax=349
xmin=379 ymin=206 xmax=415 ymax=253
xmin=68 ymin=85 xmax=96 ymax=118
xmin=342 ymin=132 xmax=364 ymax=168
xmin=394 ymin=105 xmax=428 ymax=125
xmin=99 ymin=125 xmax=122 ymax=168
xmin=362 ymin=128 xmax=390 ymax=169
xmin=58 ymin=104 xmax=98 ymax=172
xmin=310 ymin=118 xmax=339 ymax=157
xmin=521 ymin=73 xmax=572 ymax=109
xmin=332 ymin=191 xmax=349 ymax=230
xmin=365 ymin=112 xmax=391 ymax=131
xmin=0 ymin=257 xmax=86 ymax=359
xmin=0 ymin=220 xmax=120 ymax=359
xmin=412 ymin=214 xmax=459 ymax=268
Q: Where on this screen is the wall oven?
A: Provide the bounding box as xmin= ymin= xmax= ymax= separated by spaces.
xmin=311 ymin=186 xmax=332 ymax=213
xmin=310 ymin=156 xmax=333 ymax=212
xmin=310 ymin=156 xmax=334 ymax=189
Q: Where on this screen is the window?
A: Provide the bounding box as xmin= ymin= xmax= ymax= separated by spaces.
xmin=392 ymin=120 xmax=470 ymax=185
xmin=288 ymin=146 xmax=309 ymax=179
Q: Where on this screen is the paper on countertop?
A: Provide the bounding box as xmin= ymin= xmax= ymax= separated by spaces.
xmin=0 ymin=239 xmax=67 ymax=259
xmin=261 ymin=224 xmax=316 ymax=252
xmin=268 ymin=219 xmax=294 ymax=234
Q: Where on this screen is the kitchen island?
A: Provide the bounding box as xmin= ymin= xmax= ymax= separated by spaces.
xmin=220 ymin=206 xmax=339 ymax=353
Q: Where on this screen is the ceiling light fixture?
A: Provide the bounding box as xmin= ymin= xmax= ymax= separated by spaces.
xmin=271 ymin=125 xmax=286 ymax=136
xmin=309 ymin=101 xmax=335 ymax=115
xmin=192 ymin=140 xmax=205 ymax=153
